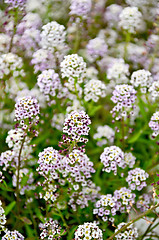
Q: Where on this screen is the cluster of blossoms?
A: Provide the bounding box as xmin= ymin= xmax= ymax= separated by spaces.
xmin=4 ymin=0 xmax=26 ymax=10
xmin=64 ymin=149 xmax=95 ymax=184
xmin=84 ymin=79 xmax=106 ymax=102
xmin=60 ymin=54 xmax=86 ymax=85
xmin=74 ymin=222 xmax=103 ymax=240
xmin=124 ymin=152 xmax=136 ymax=168
xmin=130 ymin=69 xmax=153 ymax=93
xmin=126 ymin=168 xmax=149 ymax=191
xmin=31 ymin=49 xmax=55 ymax=73
xmin=37 ymin=147 xmax=64 ymax=178
xmin=119 ymin=7 xmax=143 ymax=34
xmin=37 ymin=69 xmax=62 ymax=104
xmin=149 ymin=111 xmax=159 ymax=138
xmin=93 ymin=125 xmax=115 ymax=146
xmin=69 ymin=0 xmax=92 ymax=18
xmin=5 ymin=128 xmax=26 ymax=149
xmin=0 ymin=201 xmax=6 ymax=231
xmin=104 ymin=4 xmax=123 ymax=27
xmin=2 ymin=230 xmax=24 ymax=240
xmin=107 ymin=59 xmax=129 ymax=84
xmin=93 ymin=194 xmax=117 ymax=222
xmin=40 ymin=21 xmax=66 ymax=50
xmin=136 ymin=194 xmax=152 ymax=212
xmin=0 ymin=53 xmax=25 ymax=80
xmin=100 ymin=146 xmax=125 ymax=175
xmin=86 ymin=37 xmax=107 ymax=60
xmin=69 ymin=180 xmax=100 ymax=211
xmin=114 ymin=187 xmax=136 ymax=213
xmin=51 ymin=113 xmax=65 ymax=131
xmin=63 ymin=110 xmax=91 ymax=144
xmin=14 ymin=96 xmax=40 ymax=134
xmin=114 ymin=223 xmax=138 ymax=240
xmin=111 ymin=84 xmax=137 ymax=120
xmin=0 ymin=150 xmax=15 ymax=170
xmin=149 ymin=80 xmax=159 ymax=101
xmin=39 ymin=219 xmax=65 ymax=240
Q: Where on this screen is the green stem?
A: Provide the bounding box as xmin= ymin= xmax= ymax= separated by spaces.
xmin=124 ymin=32 xmax=131 ymax=61
xmin=57 ymin=209 xmax=68 ymax=229
xmin=106 ymin=203 xmax=159 ymax=240
xmin=9 ymin=10 xmax=18 ymax=52
xmin=16 ymin=137 xmax=25 ymax=216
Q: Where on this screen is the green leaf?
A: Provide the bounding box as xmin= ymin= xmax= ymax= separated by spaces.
xmin=34 ymin=208 xmax=44 ymax=222
xmin=5 ymin=201 xmax=16 ymax=215
xmin=20 ymin=216 xmax=32 ymax=225
xmin=89 ymin=105 xmax=102 ymax=116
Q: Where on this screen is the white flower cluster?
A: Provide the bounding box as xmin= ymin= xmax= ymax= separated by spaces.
xmin=0 ymin=200 xmax=6 ymax=231
xmin=51 ymin=113 xmax=65 ymax=130
xmin=6 ymin=128 xmax=26 ymax=149
xmin=149 ymin=80 xmax=159 ymax=101
xmin=75 ymin=222 xmax=103 ymax=240
xmin=60 ymin=54 xmax=86 ymax=84
xmin=0 ymin=53 xmax=25 ymax=79
xmin=115 ymin=222 xmax=138 ymax=240
xmin=119 ymin=7 xmax=143 ymax=34
xmin=124 ymin=152 xmax=136 ymax=168
xmin=40 ymin=21 xmax=66 ymax=50
xmin=93 ymin=125 xmax=115 ymax=146
xmin=149 ymin=111 xmax=159 ymax=138
xmin=131 ymin=69 xmax=153 ymax=93
xmin=84 ymin=79 xmax=106 ymax=102
xmin=107 ymin=59 xmax=129 ymax=84
xmin=2 ymin=230 xmax=24 ymax=240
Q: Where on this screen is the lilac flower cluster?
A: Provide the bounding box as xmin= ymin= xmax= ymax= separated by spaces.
xmin=39 ymin=219 xmax=65 ymax=240
xmin=37 ymin=147 xmax=65 ymax=178
xmin=64 ymin=149 xmax=95 ymax=184
xmin=69 ymin=0 xmax=92 ymax=18
xmin=63 ymin=110 xmax=91 ymax=144
xmin=126 ymin=168 xmax=149 ymax=191
xmin=130 ymin=69 xmax=153 ymax=93
xmin=37 ymin=69 xmax=61 ymax=104
xmin=69 ymin=181 xmax=100 ymax=211
xmin=115 ymin=222 xmax=138 ymax=240
xmin=100 ymin=146 xmax=125 ymax=175
xmin=114 ymin=187 xmax=136 ymax=213
xmin=136 ymin=194 xmax=152 ymax=212
xmin=149 ymin=111 xmax=159 ymax=138
xmin=93 ymin=194 xmax=117 ymax=222
xmin=40 ymin=21 xmax=66 ymax=50
xmin=4 ymin=0 xmax=26 ymax=10
xmin=111 ymin=84 xmax=137 ymax=120
xmin=74 ymin=222 xmax=103 ymax=240
xmin=86 ymin=37 xmax=107 ymax=60
xmin=31 ymin=49 xmax=55 ymax=73
xmin=14 ymin=96 xmax=40 ymax=134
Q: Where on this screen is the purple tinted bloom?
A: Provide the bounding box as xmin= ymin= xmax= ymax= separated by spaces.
xmin=4 ymin=0 xmax=26 ymax=10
